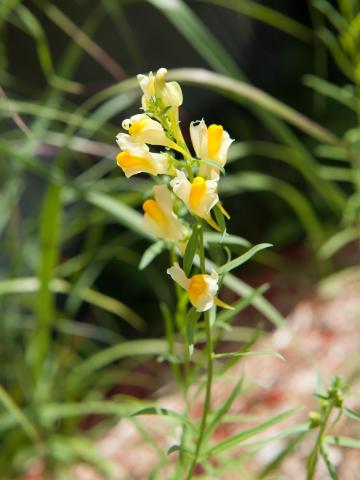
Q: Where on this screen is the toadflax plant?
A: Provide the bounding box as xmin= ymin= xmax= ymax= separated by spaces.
xmin=114 ymin=68 xmax=272 ymax=478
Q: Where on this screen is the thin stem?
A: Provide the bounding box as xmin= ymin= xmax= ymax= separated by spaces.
xmin=186 ymin=223 xmax=214 ymax=479
xmin=307 ymin=401 xmax=334 ymax=480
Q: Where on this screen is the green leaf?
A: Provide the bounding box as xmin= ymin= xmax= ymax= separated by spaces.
xmin=217 ymin=243 xmax=272 ymax=275
xmin=139 ymin=240 xmax=165 ymax=270
xmin=196 ymin=157 xmax=226 ymax=174
xmin=204 ymin=232 xmax=250 ymax=248
xmin=186 ymin=307 xmax=202 ymax=356
xmin=213 ymin=350 xmax=285 ymax=361
xmin=205 ymin=376 xmax=244 ymax=439
xmin=259 ymin=429 xmax=308 ymax=478
xmin=319 ymin=227 xmax=359 ymax=259
xmin=183 ymin=225 xmax=199 ymax=276
xmin=205 ymin=407 xmax=300 ymax=457
xmin=198 ymin=0 xmax=312 ymax=43
xmin=68 ymin=339 xmax=170 ymax=387
xmin=86 ymin=191 xmax=147 ymax=238
xmin=0 ymin=276 xmax=145 ymax=331
xmin=344 ymin=407 xmax=360 ymax=421
xmin=320 ymin=441 xmax=337 ymax=480
xmin=130 ymin=406 xmax=195 ymax=430
xmin=303 ymin=74 xmax=357 ymax=111
xmin=0 ymin=386 xmax=41 ymax=443
xmin=327 ymin=435 xmax=360 ymax=448
xmin=213 ymin=204 xmax=226 ymax=235
xmin=168 ymin=68 xmax=342 ymax=147
xmin=168 ymin=445 xmax=181 ymax=455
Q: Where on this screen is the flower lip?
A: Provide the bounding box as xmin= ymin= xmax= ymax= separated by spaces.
xmin=167 ymin=263 xmax=219 ymax=312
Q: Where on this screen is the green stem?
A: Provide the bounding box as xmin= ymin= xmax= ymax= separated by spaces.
xmin=307 ymin=401 xmax=334 ymax=480
xmin=185 ymin=223 xmax=214 ymax=479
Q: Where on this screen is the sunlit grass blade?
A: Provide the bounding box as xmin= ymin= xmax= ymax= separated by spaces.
xmin=204 ymin=407 xmax=301 ymax=457
xmin=148 ymin=0 xmax=239 ymax=77
xmin=303 ymin=74 xmax=358 ymax=111
xmin=41 ymin=2 xmax=126 ymax=80
xmin=68 ymin=339 xmax=170 ymax=386
xmin=168 ymin=68 xmax=342 ymax=146
xmin=0 ymin=277 xmax=145 ymax=330
xmin=198 ymin=0 xmax=312 ymax=43
xmin=86 ymin=191 xmax=147 ymax=237
xmin=259 ymin=429 xmax=309 ymax=478
xmin=204 ymin=376 xmax=244 ymax=440
xmin=26 ymin=184 xmax=61 ymax=377
xmin=130 ymin=406 xmax=195 ymax=430
xmin=319 ymin=226 xmax=359 ymax=259
xmin=326 ymin=435 xmax=360 ymax=448
xmin=213 ymin=350 xmax=285 ymax=361
xmin=139 ymin=240 xmax=166 ymax=270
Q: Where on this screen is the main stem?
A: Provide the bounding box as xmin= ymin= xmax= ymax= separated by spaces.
xmin=186 ymin=223 xmax=214 ymax=479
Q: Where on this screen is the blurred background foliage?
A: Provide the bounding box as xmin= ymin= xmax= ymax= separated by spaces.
xmin=1 ymin=0 xmax=360 ymax=477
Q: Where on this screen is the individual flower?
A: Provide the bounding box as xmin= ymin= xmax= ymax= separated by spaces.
xmin=122 ymin=113 xmax=172 ymax=147
xmin=116 ymin=133 xmax=171 ymax=177
xmin=190 ymin=119 xmax=233 ymax=177
xmin=137 ymin=68 xmax=183 ymax=111
xmin=167 ymin=263 xmax=218 ymax=312
xmin=170 ymin=170 xmax=219 ymax=221
xmin=142 ymin=185 xmax=186 ymax=241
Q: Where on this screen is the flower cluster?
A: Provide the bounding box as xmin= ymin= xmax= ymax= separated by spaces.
xmin=115 ymin=68 xmax=233 ymax=312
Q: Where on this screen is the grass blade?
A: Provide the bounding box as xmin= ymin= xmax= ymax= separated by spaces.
xmin=205 ymin=407 xmax=300 ymax=457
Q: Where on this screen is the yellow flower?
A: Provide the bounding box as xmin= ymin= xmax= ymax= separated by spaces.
xmin=116 ymin=133 xmax=170 ymax=177
xmin=170 ymin=170 xmax=219 ymax=220
xmin=138 ymin=68 xmax=183 ymax=111
xmin=142 ymin=185 xmax=186 ymax=241
xmin=190 ymin=119 xmax=233 ymax=177
xmin=122 ymin=113 xmax=172 ymax=147
xmin=167 ymin=263 xmax=218 ymax=312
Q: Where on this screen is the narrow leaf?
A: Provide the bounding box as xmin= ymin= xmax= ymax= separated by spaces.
xmin=213 ymin=204 xmax=226 ymax=235
xmin=213 ymin=350 xmax=285 ymax=361
xmin=183 ymin=225 xmax=199 ymax=276
xmin=344 ymin=407 xmax=360 ymax=421
xmin=139 ymin=240 xmax=165 ymax=270
xmin=205 ymin=408 xmax=300 ymax=457
xmin=217 ymin=243 xmax=272 ymax=275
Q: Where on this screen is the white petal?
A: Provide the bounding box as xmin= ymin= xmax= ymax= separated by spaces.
xmin=167 ymin=263 xmax=189 ymax=290
xmin=143 ymin=215 xmax=164 ymax=238
xmin=190 ymin=119 xmax=207 ymax=159
xmin=116 ymin=133 xmax=148 ymax=151
xmin=154 ymin=185 xmax=173 ymax=214
xmin=170 ymin=170 xmax=191 ymax=206
xmin=194 ymin=293 xmax=215 ymax=312
xmin=218 ymin=131 xmax=234 ymax=167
